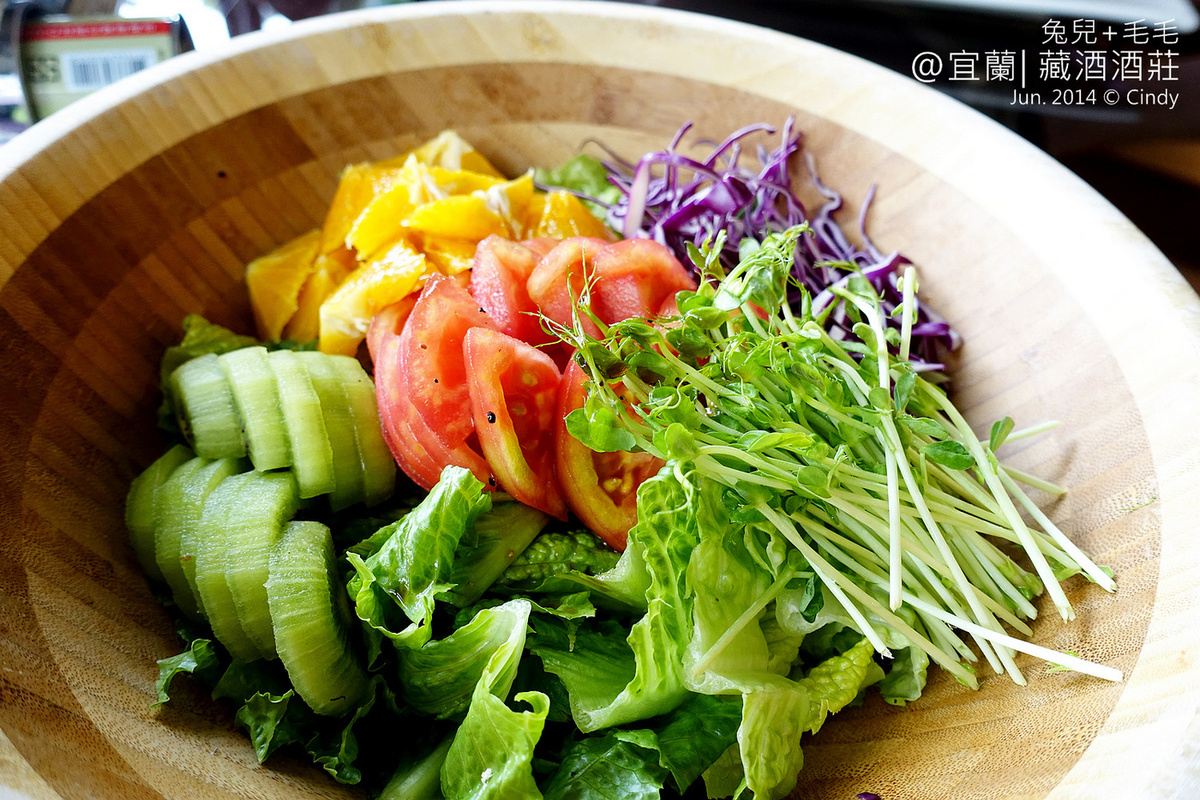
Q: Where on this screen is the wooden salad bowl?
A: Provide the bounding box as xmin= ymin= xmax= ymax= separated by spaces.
xmin=2 ymin=2 xmax=1198 ymax=798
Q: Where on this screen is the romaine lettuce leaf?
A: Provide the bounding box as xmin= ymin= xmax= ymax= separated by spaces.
xmin=541 ymin=734 xmax=667 ymax=800
xmin=400 ymin=600 xmax=532 ymax=719
xmin=153 ymin=637 xmax=220 ymax=706
xmin=159 ymin=314 xmax=258 ymax=385
xmin=530 ymin=468 xmax=697 ymax=732
xmin=638 ymin=693 xmax=742 ymax=793
xmin=878 ymin=645 xmax=930 ymax=707
xmin=441 ymin=598 xmax=548 ymax=800
xmin=305 ymin=680 xmax=379 ymax=784
xmin=380 ymin=737 xmax=452 ymax=800
xmin=443 ymin=499 xmax=551 ymax=606
xmin=526 ymin=615 xmax=637 ymax=721
xmin=533 ymin=154 xmax=623 ymax=215
xmin=737 ymin=683 xmax=811 ymax=800
xmin=796 ymin=636 xmax=880 ymax=736
xmin=683 ymin=519 xmax=773 ymax=695
xmin=234 ymin=690 xmax=306 ymax=763
xmin=346 ymin=466 xmax=492 ymax=651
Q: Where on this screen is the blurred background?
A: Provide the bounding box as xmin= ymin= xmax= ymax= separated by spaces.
xmin=2 ymin=0 xmax=1196 ymax=291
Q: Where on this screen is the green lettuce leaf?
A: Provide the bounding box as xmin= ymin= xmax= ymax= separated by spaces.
xmin=530 ymin=468 xmax=697 ymax=732
xmin=153 ymin=637 xmax=221 ymax=706
xmin=683 ymin=499 xmax=774 ymax=695
xmin=533 ymin=154 xmax=623 ymax=216
xmin=544 ymin=529 xmax=652 ymax=614
xmin=642 ymin=693 xmax=742 ymax=793
xmin=440 ymin=601 xmax=548 ymax=800
xmin=878 ymin=645 xmax=930 ymax=707
xmin=159 ymin=314 xmax=258 ymax=385
xmin=737 ymin=684 xmax=811 ymax=800
xmin=796 ymin=636 xmax=879 ymax=736
xmin=526 ymin=615 xmax=637 ymax=723
xmin=305 ymin=680 xmax=379 ymax=784
xmin=400 ymin=600 xmax=533 ymax=719
xmin=234 ymin=690 xmax=307 ymax=763
xmin=541 ymin=734 xmax=667 ymax=800
xmin=380 ymin=737 xmax=452 ymax=800
xmin=443 ymin=499 xmax=551 ymax=606
xmin=701 ymin=743 xmax=747 ymax=800
xmin=347 ymin=466 xmax=492 ymax=652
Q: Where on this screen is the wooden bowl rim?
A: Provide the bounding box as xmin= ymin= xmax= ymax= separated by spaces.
xmin=2 ymin=2 xmax=1200 ymax=797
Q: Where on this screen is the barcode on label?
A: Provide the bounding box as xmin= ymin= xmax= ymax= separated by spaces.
xmin=60 ymin=49 xmax=158 ymax=91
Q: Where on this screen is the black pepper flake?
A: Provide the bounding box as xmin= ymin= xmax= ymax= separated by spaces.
xmin=488 ymin=477 xmax=497 ymax=487
xmin=485 ymin=411 xmax=497 ymax=424
xmin=479 ymin=307 xmax=486 ymax=313
xmin=433 ymin=378 xmax=439 ymax=383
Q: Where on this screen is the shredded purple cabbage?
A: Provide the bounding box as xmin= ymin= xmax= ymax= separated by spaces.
xmin=587 ymin=119 xmax=960 ymax=372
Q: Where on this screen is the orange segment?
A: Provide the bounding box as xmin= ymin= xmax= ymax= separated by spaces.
xmin=284 ymin=247 xmax=357 ymax=343
xmin=415 ymin=234 xmax=480 ymax=276
xmin=249 ymin=130 xmax=527 ymax=348
xmin=404 ymin=172 xmax=536 ymax=241
xmin=411 ymin=130 xmax=504 ymax=176
xmin=527 ymin=190 xmax=617 ymax=241
xmin=317 ymin=239 xmax=429 ymax=356
xmin=406 ymin=194 xmax=508 ymax=241
xmin=428 ymin=166 xmax=504 ymax=195
xmin=345 ymin=157 xmax=427 ymax=260
xmin=245 ymin=228 xmax=320 ymax=341
xmin=320 ymin=161 xmax=410 ymax=255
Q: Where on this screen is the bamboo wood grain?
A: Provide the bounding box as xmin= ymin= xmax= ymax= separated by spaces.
xmin=1 ymin=3 xmax=1198 ymax=799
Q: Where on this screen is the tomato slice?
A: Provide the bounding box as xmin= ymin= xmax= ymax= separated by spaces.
xmin=591 ymin=238 xmax=697 ymax=324
xmin=468 ymin=236 xmax=554 ymax=348
xmin=369 ymin=302 xmax=442 ymax=489
xmin=526 ymin=236 xmax=610 ymax=340
xmin=366 ymin=295 xmax=416 ymax=364
xmin=394 ymin=273 xmax=495 ymax=486
xmin=555 ymin=360 xmax=663 ymax=551
xmin=464 ymin=327 xmax=567 ymax=519
xmin=520 ymin=237 xmax=559 ymax=259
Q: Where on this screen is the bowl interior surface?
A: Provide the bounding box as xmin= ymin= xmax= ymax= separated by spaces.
xmin=1 ymin=3 xmax=1197 ymax=799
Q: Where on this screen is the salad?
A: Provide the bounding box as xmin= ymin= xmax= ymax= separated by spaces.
xmin=130 ymin=123 xmax=1120 ymax=800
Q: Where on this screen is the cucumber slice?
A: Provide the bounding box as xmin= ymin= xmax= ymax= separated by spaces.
xmin=267 ymin=520 xmax=369 ymax=716
xmin=170 ymin=457 xmax=247 ymax=622
xmin=194 ymin=472 xmax=267 ymax=662
xmin=294 ymin=351 xmax=363 ymax=511
xmin=331 ymin=355 xmax=396 ymax=506
xmin=222 ymin=471 xmax=301 ymax=658
xmin=153 ymin=457 xmax=207 ymax=619
xmin=219 ymin=346 xmax=291 ymax=471
xmin=268 ymin=349 xmax=336 ymax=499
xmin=155 ymin=457 xmax=245 ymax=620
xmin=169 ymin=354 xmax=247 ymax=459
xmin=126 ymin=443 xmax=193 ymax=582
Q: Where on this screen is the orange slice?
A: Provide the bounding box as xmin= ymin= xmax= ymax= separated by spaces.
xmin=317 ymin=238 xmax=429 ymax=356
xmin=411 ymin=130 xmax=504 ymax=177
xmin=526 ymin=190 xmax=617 ymax=241
xmin=245 ymin=228 xmax=320 ymax=341
xmin=284 ymin=247 xmax=357 ymax=343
